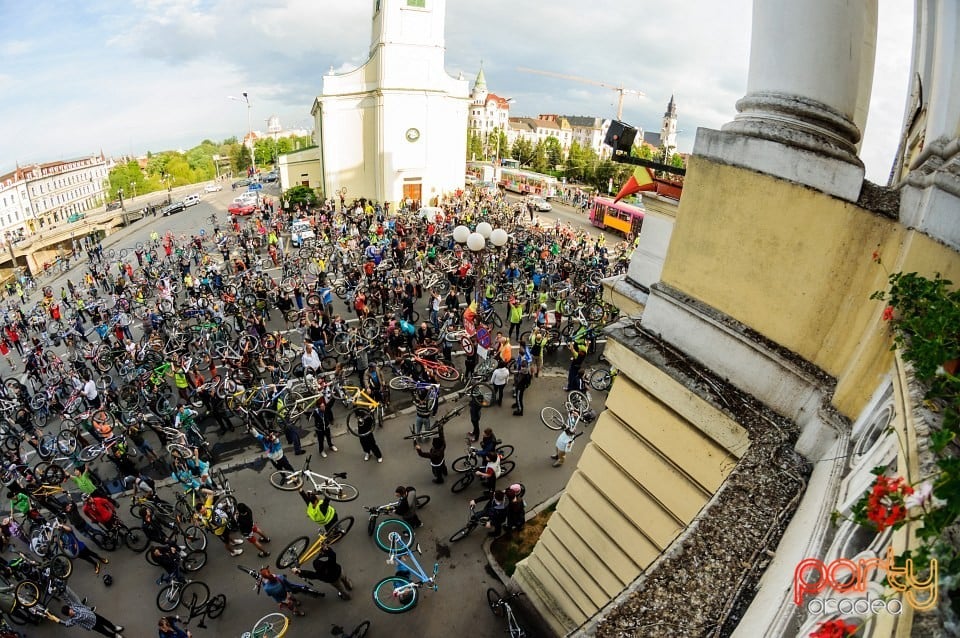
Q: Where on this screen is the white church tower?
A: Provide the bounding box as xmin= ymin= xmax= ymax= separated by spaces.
xmin=660 ymin=94 xmax=678 ymax=153
xmin=311 ymin=0 xmax=470 ymax=207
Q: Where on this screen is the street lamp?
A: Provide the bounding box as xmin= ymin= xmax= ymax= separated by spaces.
xmin=228 ymin=92 xmax=256 ymax=176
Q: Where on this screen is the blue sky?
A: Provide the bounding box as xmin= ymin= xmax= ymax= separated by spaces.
xmin=0 ymin=0 xmax=912 ymax=183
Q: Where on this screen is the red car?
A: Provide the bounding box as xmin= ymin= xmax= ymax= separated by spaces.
xmin=228 ymin=203 xmax=256 ymax=216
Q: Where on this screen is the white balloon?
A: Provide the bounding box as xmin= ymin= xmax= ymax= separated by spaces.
xmin=490 ymin=228 xmax=509 ymax=246
xmin=476 ymin=221 xmax=493 ymax=239
xmin=467 ymin=232 xmax=486 ymax=251
xmin=453 ymin=225 xmax=470 ymax=243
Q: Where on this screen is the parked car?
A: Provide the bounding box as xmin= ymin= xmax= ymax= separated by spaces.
xmin=162 ymin=201 xmax=186 ymax=216
xmin=528 ymin=195 xmax=552 ymax=212
xmin=183 ymin=194 xmax=201 ymax=207
xmin=232 ymin=179 xmax=252 ymax=188
xmin=262 ymin=171 xmax=279 ymax=183
xmin=204 ymin=183 xmax=223 ymax=193
xmin=228 ymin=203 xmax=256 ymax=216
xmin=290 ymin=220 xmax=316 ymax=247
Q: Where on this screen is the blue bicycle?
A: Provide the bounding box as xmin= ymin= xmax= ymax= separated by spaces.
xmin=372 ymin=532 xmax=438 ymax=613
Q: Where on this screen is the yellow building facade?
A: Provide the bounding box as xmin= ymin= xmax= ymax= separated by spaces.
xmin=513 ymin=1 xmax=960 ymax=636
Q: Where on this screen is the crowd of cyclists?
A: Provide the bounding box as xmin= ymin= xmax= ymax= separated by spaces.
xmin=0 ymin=183 xmax=633 ymax=636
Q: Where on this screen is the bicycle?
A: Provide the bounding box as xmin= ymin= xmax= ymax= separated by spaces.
xmin=487 ymin=587 xmax=527 ymax=637
xmin=339 ymin=386 xmax=388 ymax=436
xmin=267 ymin=455 xmax=359 ymax=501
xmin=156 ymin=573 xmax=211 ymax=613
xmin=275 ymin=516 xmax=355 ymax=569
xmin=171 ymin=591 xmax=227 ymax=630
xmin=400 ymin=404 xmax=465 ymax=441
xmin=372 ymin=531 xmax=439 ymax=613
xmin=363 ymin=494 xmax=430 ymax=551
xmin=449 ymin=503 xmax=494 ymax=542
xmin=450 ymin=439 xmax=515 ymax=473
xmin=450 ymin=453 xmax=516 ymax=494
xmin=244 ymin=612 xmax=288 ymax=638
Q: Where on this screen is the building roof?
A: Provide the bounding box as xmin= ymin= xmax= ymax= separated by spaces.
xmin=473 ymin=65 xmax=487 ymax=93
xmin=485 ymin=92 xmax=511 ymax=108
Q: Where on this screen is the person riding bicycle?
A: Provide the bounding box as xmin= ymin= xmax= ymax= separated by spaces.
xmin=468 ymin=489 xmax=508 ymax=537
xmin=299 ymin=488 xmax=338 ymax=532
xmin=474 ymin=451 xmax=502 ymax=492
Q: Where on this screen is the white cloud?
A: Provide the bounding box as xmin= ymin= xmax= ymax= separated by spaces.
xmin=0 ymin=0 xmax=914 ymax=183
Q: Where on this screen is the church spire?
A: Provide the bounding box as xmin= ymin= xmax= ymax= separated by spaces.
xmin=665 ymin=94 xmax=677 ymax=117
xmin=473 ymin=61 xmax=487 ymax=93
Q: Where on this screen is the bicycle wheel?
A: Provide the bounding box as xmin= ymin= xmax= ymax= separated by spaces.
xmin=251 ymin=612 xmax=289 ymax=638
xmin=50 ymin=553 xmax=73 ymax=579
xmin=496 ymin=445 xmax=515 ymax=461
xmin=77 ymin=445 xmax=102 ymax=464
xmin=14 ymin=581 xmax=39 ymax=608
xmin=183 ymin=549 xmax=207 ymax=572
xmin=326 ymin=515 xmax=355 ymax=545
xmin=345 ymin=409 xmax=369 ymax=437
xmin=182 ymin=526 xmax=208 ymax=551
xmin=157 ymin=583 xmax=182 ymax=612
xmin=350 ymin=620 xmax=371 ymax=638
xmin=374 ymin=519 xmax=414 ymax=552
xmin=360 ymin=317 xmax=381 ymax=340
xmin=125 ymin=526 xmax=150 ymax=552
xmin=205 ymin=592 xmax=227 ymax=618
xmin=451 ymin=455 xmax=476 ymax=473
xmin=269 ymin=470 xmax=302 ymax=491
xmin=469 ymin=383 xmax=494 ymax=407
xmin=588 ymin=368 xmax=613 ymax=392
xmin=178 ymin=581 xmax=211 ymax=611
xmin=388 ymin=376 xmax=418 ymax=391
xmin=414 ymin=494 xmax=430 ymax=509
xmin=372 ymin=576 xmax=419 ymax=613
xmin=540 ymin=406 xmax=565 ymax=431
xmin=276 ymin=537 xmax=309 ymax=569
xmin=451 ymin=473 xmax=474 ymax=494
xmin=434 ymin=365 xmax=460 ymax=383
xmin=487 ymin=587 xmax=504 ymax=616
xmin=568 ymin=390 xmax=591 ymax=413
xmin=449 ymin=523 xmax=477 ymax=542
xmin=500 ymin=460 xmax=516 ymax=477
xmin=320 ymin=482 xmax=359 ymax=502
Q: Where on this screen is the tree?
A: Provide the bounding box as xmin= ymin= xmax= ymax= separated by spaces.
xmin=544 ymin=137 xmax=563 ymax=170
xmin=635 ymin=144 xmax=655 ymax=160
xmin=283 ymin=184 xmax=318 ymax=209
xmin=467 ymin=131 xmax=484 ymax=161
xmin=512 ymin=137 xmax=533 ymax=166
xmin=670 ymin=152 xmax=686 ymax=169
xmin=531 ymin=140 xmax=549 ymax=173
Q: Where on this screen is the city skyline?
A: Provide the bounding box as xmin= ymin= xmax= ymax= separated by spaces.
xmin=0 ymin=0 xmax=911 ymax=183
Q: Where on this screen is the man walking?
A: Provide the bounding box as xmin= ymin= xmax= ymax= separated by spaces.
xmin=54 ymin=602 xmax=124 ymax=637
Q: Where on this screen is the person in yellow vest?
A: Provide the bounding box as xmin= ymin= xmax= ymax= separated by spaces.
xmin=173 ymin=360 xmax=190 ymax=403
xmin=298 ymin=488 xmax=338 ymax=533
xmin=507 ymin=297 xmax=523 ymax=342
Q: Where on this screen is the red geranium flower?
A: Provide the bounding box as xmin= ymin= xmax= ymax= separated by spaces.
xmin=882 ymin=306 xmax=894 ymax=321
xmin=865 ymin=475 xmax=913 ymax=531
xmin=811 ymin=619 xmax=858 ymax=638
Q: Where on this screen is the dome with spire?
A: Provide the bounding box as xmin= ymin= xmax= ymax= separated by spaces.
xmin=473 ymin=62 xmax=487 ymax=94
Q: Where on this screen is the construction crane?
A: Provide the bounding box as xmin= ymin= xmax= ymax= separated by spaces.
xmin=516 ymin=67 xmax=644 ymax=120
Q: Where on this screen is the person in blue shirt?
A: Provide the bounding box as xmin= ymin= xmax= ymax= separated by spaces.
xmin=249 ymin=427 xmax=295 ymax=474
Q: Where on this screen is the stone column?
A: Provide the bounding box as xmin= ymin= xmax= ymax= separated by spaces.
xmin=900 ymin=0 xmax=960 ymax=250
xmin=695 ymin=0 xmax=878 ymax=201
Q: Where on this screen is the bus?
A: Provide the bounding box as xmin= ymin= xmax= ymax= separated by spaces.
xmin=589 ymin=196 xmax=645 ymax=238
xmin=499 ymin=168 xmax=558 ymax=199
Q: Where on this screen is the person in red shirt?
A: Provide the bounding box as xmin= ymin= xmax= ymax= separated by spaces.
xmin=82 ymin=495 xmax=118 ymax=531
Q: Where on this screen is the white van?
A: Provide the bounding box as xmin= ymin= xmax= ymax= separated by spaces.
xmin=183 ymin=193 xmax=201 ymax=207
xmin=233 ymin=192 xmax=258 ymax=206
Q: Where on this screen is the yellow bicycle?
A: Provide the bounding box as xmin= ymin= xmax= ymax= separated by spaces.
xmin=275 ymin=516 xmax=355 ymax=569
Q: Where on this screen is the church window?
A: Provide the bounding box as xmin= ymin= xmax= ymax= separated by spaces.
xmin=407 ymin=0 xmax=425 ymax=6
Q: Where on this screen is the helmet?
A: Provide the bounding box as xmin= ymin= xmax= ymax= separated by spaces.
xmin=540 ymin=303 xmax=547 ymax=310
xmin=103 ymin=574 xmax=113 ymax=586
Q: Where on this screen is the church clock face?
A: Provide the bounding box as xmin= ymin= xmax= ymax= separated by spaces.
xmin=405 ymin=127 xmax=420 ymax=142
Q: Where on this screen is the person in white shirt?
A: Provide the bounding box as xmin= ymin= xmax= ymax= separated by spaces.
xmin=490 ymin=361 xmax=510 ymax=407
xmin=301 ymin=342 xmax=321 ymax=374
xmin=82 ymin=376 xmax=101 ymax=409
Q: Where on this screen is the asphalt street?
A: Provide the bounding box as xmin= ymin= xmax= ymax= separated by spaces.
xmin=9 ymin=186 xmax=614 ymax=637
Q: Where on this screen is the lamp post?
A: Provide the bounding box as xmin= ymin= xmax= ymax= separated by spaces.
xmin=228 ymin=92 xmax=255 ymax=176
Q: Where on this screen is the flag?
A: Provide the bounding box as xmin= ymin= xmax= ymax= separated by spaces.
xmin=614 ymin=166 xmax=656 ymax=203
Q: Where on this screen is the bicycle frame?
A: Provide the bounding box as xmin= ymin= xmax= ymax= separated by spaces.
xmin=385 ymin=531 xmax=437 ymax=591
